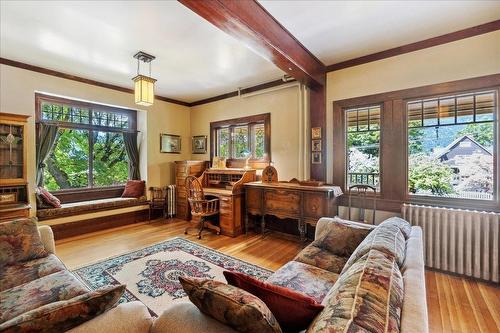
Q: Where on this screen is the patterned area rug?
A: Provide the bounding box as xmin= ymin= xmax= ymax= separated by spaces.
xmin=73 ymin=237 xmax=272 ymax=316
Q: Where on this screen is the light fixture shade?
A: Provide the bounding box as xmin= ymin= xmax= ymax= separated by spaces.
xmin=133 ymin=75 xmax=156 ymax=106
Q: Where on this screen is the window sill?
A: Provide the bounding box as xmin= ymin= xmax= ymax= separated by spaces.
xmin=408 ymin=195 xmax=500 ymax=213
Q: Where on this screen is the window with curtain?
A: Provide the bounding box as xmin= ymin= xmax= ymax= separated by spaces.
xmin=36 ymin=94 xmax=137 ymax=191
xmin=345 ymin=105 xmax=381 ymax=188
xmin=407 ymin=90 xmax=495 ymax=200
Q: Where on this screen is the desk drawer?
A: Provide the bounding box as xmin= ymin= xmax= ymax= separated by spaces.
xmin=264 ymin=189 xmax=300 ymax=214
xmin=246 ymin=188 xmax=262 ymax=211
xmin=219 ymin=196 xmax=232 ymax=212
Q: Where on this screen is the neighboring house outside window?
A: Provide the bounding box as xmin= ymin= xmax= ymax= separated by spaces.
xmin=407 ymin=91 xmax=495 ymax=200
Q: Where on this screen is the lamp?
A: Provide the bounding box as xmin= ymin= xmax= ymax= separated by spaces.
xmin=132 ymin=51 xmax=157 ymax=106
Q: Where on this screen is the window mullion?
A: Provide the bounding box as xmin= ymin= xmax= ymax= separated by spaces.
xmin=89 ymin=128 xmax=94 ymax=189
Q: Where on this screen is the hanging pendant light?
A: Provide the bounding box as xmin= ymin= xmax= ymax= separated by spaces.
xmin=132 ymin=51 xmax=157 ymax=106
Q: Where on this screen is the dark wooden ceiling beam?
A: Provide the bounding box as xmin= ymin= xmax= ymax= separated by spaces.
xmin=178 ymin=0 xmax=326 ymax=88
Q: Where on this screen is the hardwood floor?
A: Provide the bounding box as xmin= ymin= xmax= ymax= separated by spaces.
xmin=56 ymin=219 xmax=500 ymax=333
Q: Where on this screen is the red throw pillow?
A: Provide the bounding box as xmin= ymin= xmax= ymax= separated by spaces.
xmin=37 ymin=187 xmax=61 ymax=208
xmin=122 ymin=180 xmax=145 ymax=198
xmin=223 ymin=271 xmax=324 ymax=332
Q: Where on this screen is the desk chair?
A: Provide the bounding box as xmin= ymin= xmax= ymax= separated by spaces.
xmin=184 ymin=176 xmax=221 ymax=239
xmin=348 ymin=184 xmax=377 ymax=225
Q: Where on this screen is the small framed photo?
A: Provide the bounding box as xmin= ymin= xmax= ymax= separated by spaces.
xmin=312 ymin=139 xmax=322 ymax=152
xmin=160 ymin=134 xmax=181 ymax=153
xmin=311 ymin=127 xmax=322 ymax=139
xmin=192 ymin=135 xmax=207 ymax=154
xmin=312 ymin=152 xmax=322 ymax=164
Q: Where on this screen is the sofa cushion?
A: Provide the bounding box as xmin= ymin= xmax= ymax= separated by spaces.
xmin=267 ymin=261 xmax=339 ymax=303
xmin=0 ymin=270 xmax=89 ymax=323
xmin=380 ymin=217 xmax=412 ymax=239
xmin=0 ymin=217 xmax=48 ymax=266
xmin=122 ymin=180 xmax=146 ymax=198
xmin=307 ymin=249 xmax=404 ymax=333
xmin=179 ymin=276 xmax=282 ymax=333
xmin=0 ymin=285 xmax=125 ymax=333
xmin=0 ymin=254 xmax=66 ymax=291
xmin=224 ymin=270 xmax=324 ymax=332
xmin=36 ymin=186 xmax=62 ymax=208
xmin=312 ymin=216 xmax=373 ymax=257
xmin=36 ymin=196 xmax=147 ymax=220
xmin=294 ymin=244 xmax=348 ymax=274
xmin=341 ymin=221 xmax=408 ymax=274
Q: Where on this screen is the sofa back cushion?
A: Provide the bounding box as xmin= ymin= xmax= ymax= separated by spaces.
xmin=179 ymin=276 xmax=282 ymax=333
xmin=341 ymin=218 xmax=410 ymax=274
xmin=312 ymin=217 xmax=373 ymax=257
xmin=0 ymin=217 xmax=48 ymax=266
xmin=0 ymin=284 xmax=125 ymax=332
xmin=307 ymin=249 xmax=404 ymax=333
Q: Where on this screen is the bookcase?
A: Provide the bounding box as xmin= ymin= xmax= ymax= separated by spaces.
xmin=0 ymin=113 xmax=31 ymax=221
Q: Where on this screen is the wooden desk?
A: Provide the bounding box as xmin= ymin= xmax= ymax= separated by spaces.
xmin=196 ymin=169 xmax=256 ymax=237
xmin=244 ymin=181 xmax=343 ymax=241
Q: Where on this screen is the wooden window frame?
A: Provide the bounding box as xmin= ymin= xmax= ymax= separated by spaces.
xmin=333 ymin=74 xmax=500 ymax=213
xmin=35 ymin=93 xmax=137 ymax=202
xmin=210 ymin=113 xmax=271 ymax=166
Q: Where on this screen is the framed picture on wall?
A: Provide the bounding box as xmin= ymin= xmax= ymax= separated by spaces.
xmin=160 ymin=134 xmax=181 ymax=153
xmin=312 ymin=139 xmax=322 ymax=152
xmin=192 ymin=135 xmax=207 ymax=154
xmin=312 ymin=152 xmax=322 ymax=164
xmin=311 ymin=127 xmax=322 ymax=139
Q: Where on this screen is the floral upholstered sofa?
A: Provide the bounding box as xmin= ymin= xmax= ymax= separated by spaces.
xmin=0 ymin=218 xmax=154 ymax=333
xmin=152 ymin=217 xmax=429 ymax=333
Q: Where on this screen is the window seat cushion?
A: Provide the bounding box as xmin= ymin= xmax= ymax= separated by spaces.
xmin=37 ymin=196 xmax=147 ymax=221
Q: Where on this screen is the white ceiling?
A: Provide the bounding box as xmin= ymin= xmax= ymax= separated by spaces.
xmin=259 ymin=0 xmax=500 ymax=65
xmin=0 ymin=1 xmax=284 ymax=103
xmin=1 ymin=1 xmax=499 ymax=103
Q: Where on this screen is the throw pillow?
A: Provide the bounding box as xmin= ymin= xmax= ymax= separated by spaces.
xmin=312 ymin=217 xmax=372 ymax=257
xmin=179 ymin=276 xmax=282 ymax=333
xmin=224 ymin=271 xmax=324 ymax=332
xmin=0 ymin=284 xmax=125 ymax=332
xmin=122 ymin=180 xmax=146 ymax=198
xmin=36 ymin=186 xmax=62 ymax=208
xmin=0 ymin=218 xmax=48 ymax=266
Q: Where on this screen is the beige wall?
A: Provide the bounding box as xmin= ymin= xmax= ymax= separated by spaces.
xmin=326 ymin=30 xmax=500 ymax=183
xmin=0 ymin=64 xmax=191 ymax=215
xmin=190 ymin=84 xmax=307 ymax=181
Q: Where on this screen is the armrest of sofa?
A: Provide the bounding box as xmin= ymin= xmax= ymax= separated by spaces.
xmin=151 ymin=302 xmax=237 ymax=333
xmin=315 ymin=217 xmax=376 ymax=241
xmin=67 ymin=302 xmax=153 ymax=333
xmin=38 ymin=225 xmax=56 ymax=254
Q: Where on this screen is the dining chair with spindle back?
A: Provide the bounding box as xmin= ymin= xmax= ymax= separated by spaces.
xmin=348 ymin=184 xmax=377 ymax=225
xmin=184 ymin=176 xmax=221 ymax=239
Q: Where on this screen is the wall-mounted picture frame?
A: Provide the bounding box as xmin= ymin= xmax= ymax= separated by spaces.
xmin=160 ymin=134 xmax=181 ymax=153
xmin=312 ymin=152 xmax=322 ymax=164
xmin=311 ymin=127 xmax=322 ymax=139
xmin=312 ymin=139 xmax=322 ymax=152
xmin=192 ymin=135 xmax=207 ymax=154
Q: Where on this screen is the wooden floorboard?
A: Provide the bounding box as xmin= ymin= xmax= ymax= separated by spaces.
xmin=55 ymin=219 xmax=500 ymax=333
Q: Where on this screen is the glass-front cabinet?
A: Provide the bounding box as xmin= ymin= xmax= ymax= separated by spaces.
xmin=0 ymin=113 xmax=30 ymax=221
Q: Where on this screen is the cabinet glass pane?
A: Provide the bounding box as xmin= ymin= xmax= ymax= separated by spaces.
xmin=0 ymin=124 xmax=23 ymax=179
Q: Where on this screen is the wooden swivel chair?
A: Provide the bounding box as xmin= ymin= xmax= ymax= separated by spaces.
xmin=348 ymin=184 xmax=377 ymax=225
xmin=184 ymin=176 xmax=221 ymax=239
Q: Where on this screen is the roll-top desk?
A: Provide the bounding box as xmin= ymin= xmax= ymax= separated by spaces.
xmin=244 ymin=181 xmax=343 ymax=241
xmin=196 ymin=168 xmax=256 ymax=237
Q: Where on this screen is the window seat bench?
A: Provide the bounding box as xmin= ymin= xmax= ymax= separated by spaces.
xmin=37 ymin=196 xmax=147 ymax=221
